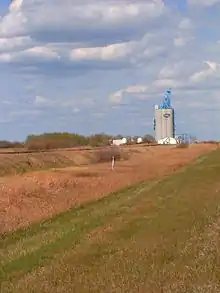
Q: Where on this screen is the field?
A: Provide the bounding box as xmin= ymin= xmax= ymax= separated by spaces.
xmin=0 ymin=143 xmax=216 ymax=233
xmin=1 ymin=143 xmax=220 ymax=292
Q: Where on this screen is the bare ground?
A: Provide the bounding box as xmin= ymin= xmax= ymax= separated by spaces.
xmin=0 ymin=144 xmax=217 ymax=234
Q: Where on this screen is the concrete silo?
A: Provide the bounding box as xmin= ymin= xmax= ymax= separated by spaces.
xmin=154 ymin=88 xmax=175 ymax=142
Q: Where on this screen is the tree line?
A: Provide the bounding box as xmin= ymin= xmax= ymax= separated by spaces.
xmin=0 ymin=132 xmax=156 ymax=150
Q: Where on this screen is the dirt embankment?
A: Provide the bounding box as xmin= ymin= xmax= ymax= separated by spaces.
xmin=0 ymin=144 xmax=217 ymax=234
xmin=0 ymin=150 xmax=96 ymax=176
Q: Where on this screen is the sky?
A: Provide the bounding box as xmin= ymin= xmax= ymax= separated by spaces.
xmin=0 ymin=0 xmax=220 ymax=141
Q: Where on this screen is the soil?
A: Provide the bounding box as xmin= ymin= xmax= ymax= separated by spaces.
xmin=0 ymin=144 xmax=217 ymax=234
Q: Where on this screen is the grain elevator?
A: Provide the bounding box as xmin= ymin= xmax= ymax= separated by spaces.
xmin=153 ymin=88 xmax=175 ymax=142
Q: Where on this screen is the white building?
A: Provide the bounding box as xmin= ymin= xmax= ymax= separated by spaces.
xmin=112 ymin=137 xmax=127 ymax=146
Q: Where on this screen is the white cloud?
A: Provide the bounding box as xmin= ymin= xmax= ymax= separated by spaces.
xmin=153 ymin=79 xmax=181 ymax=89
xmin=70 ymin=42 xmax=134 ymax=61
xmin=173 ymin=17 xmax=194 ymax=47
xmin=0 ymin=1 xmax=164 ymax=40
xmin=24 ymin=46 xmax=60 ymax=60
xmin=109 ymin=58 xmax=220 ymax=108
xmin=9 ymin=109 xmax=41 ymax=117
xmin=173 ymin=36 xmax=194 ymax=47
xmin=34 ymin=95 xmax=82 ymax=110
xmin=0 ymin=53 xmax=13 ymax=62
xmin=34 ymin=95 xmax=52 ymax=106
xmin=205 ymin=61 xmax=219 ymax=71
xmin=0 ymin=45 xmax=60 ymax=63
xmin=9 ymin=0 xmax=23 ymax=11
xmin=109 ymin=84 xmax=148 ymax=104
xmin=159 ymin=61 xmax=187 ymax=79
xmin=143 ymin=45 xmax=165 ymax=58
xmin=0 ymin=36 xmax=31 ymax=53
xmin=125 ymin=85 xmax=148 ymax=93
xmin=190 ymin=61 xmax=220 ymax=83
xmin=178 ymin=18 xmax=193 ymax=30
xmin=109 ymin=90 xmax=124 ymax=104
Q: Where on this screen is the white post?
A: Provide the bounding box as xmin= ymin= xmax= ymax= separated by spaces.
xmin=111 ymin=156 xmax=115 ymax=170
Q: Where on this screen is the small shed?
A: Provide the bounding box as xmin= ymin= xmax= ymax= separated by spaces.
xmin=137 ymin=137 xmax=143 ymax=144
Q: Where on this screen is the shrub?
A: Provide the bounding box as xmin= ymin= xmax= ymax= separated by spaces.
xmin=142 ymin=134 xmax=156 ymax=144
xmin=93 ymin=147 xmax=129 ymax=163
xmin=176 ymin=143 xmax=189 ymax=149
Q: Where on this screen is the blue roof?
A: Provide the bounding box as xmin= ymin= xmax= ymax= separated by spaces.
xmin=159 ymin=88 xmax=172 ymax=109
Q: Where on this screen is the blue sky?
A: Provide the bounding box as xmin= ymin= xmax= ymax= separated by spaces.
xmin=0 ymin=0 xmax=220 ymax=141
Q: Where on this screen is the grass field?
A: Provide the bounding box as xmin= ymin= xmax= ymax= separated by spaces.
xmin=1 ymin=148 xmax=220 ymax=292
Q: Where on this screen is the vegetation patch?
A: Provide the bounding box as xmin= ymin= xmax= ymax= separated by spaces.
xmin=0 ymin=151 xmax=99 ymax=177
xmin=92 ymin=146 xmax=129 ymax=163
xmin=0 ymin=153 xmax=75 ymax=176
xmin=176 ymin=142 xmax=189 ymax=148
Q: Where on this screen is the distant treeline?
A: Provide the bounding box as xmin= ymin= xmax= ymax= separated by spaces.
xmin=0 ymin=140 xmax=24 ymax=149
xmin=25 ymin=133 xmax=112 ymax=150
xmin=0 ymin=132 xmax=156 ymax=150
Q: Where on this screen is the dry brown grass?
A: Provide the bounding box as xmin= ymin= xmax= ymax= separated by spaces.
xmin=0 ymin=143 xmax=217 ymax=234
xmin=0 ymin=147 xmax=129 ymax=177
xmin=0 ymin=152 xmax=77 ymax=176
